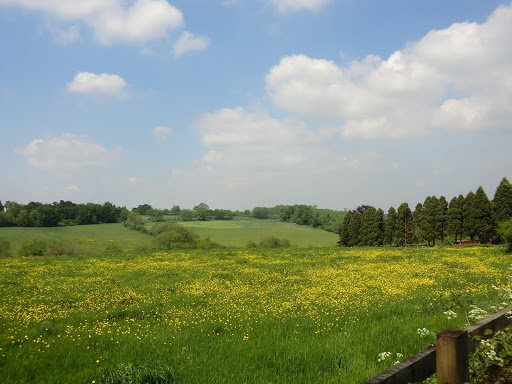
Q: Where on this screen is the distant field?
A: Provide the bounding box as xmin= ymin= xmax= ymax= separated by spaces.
xmin=0 ymin=247 xmax=509 ymax=383
xmin=181 ymin=217 xmax=339 ymax=247
xmin=0 ymin=223 xmax=152 ymax=254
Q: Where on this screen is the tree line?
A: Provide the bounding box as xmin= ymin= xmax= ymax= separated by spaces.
xmin=249 ymin=205 xmax=345 ymax=233
xmin=339 ymin=178 xmax=512 ymax=247
xmin=0 ymin=200 xmax=126 ymax=227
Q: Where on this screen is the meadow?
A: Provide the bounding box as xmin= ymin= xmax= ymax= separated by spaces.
xmin=180 ymin=217 xmax=339 ymax=247
xmin=1 ymin=246 xmax=510 ymax=383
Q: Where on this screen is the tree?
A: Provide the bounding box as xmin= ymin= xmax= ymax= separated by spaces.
xmin=463 ymin=191 xmax=477 ymax=241
xmin=135 ymin=204 xmax=153 ymax=215
xmin=339 ymin=211 xmax=353 ymax=246
xmin=395 ymin=202 xmax=413 ymax=247
xmin=383 ymin=207 xmax=397 ymax=246
xmin=193 ymin=203 xmax=210 ymax=221
xmin=413 ymin=203 xmax=425 ymax=246
xmin=251 ymin=207 xmax=269 ymax=220
xmin=148 ymin=209 xmax=164 ymax=222
xmin=464 ymin=187 xmax=493 ymax=242
xmin=170 ymin=205 xmax=181 ymax=215
xmin=359 ymin=207 xmax=376 ymax=246
xmin=369 ymin=208 xmax=385 ymax=246
xmin=493 ymin=177 xmax=512 ymax=224
xmin=423 ymin=196 xmax=439 ymax=246
xmin=180 ymin=209 xmax=194 ymax=222
xmin=447 ymin=195 xmax=465 ymax=242
xmin=0 ymin=201 xmax=3 ymax=212
xmin=348 ymin=212 xmax=362 ymax=247
xmin=437 ymin=196 xmax=449 ymax=243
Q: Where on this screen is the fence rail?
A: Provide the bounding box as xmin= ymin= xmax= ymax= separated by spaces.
xmin=362 ymin=304 xmax=512 ymax=384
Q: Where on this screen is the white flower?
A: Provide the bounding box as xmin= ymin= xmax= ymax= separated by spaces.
xmin=378 ymin=351 xmax=392 ymax=362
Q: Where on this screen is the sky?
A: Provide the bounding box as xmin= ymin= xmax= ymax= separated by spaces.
xmin=1 ymin=0 xmax=511 ymax=211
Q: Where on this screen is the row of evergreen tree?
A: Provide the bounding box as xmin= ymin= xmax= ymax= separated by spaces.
xmin=339 ymin=178 xmax=512 ymax=247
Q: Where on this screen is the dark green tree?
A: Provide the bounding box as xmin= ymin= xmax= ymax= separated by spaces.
xmin=348 ymin=212 xmax=362 ymax=247
xmin=369 ymin=208 xmax=385 ymax=246
xmin=493 ymin=177 xmax=512 ymax=224
xmin=423 ymin=196 xmax=439 ymax=246
xmin=413 ymin=203 xmax=425 ymax=246
xmin=395 ymin=202 xmax=413 ymax=247
xmin=251 ymin=207 xmax=269 ymax=220
xmin=180 ymin=209 xmax=194 ymax=222
xmin=437 ymin=196 xmax=449 ymax=243
xmin=383 ymin=206 xmax=397 ymax=245
xmin=339 ymin=211 xmax=353 ymax=246
xmin=464 ymin=187 xmax=493 ymax=242
xmin=447 ymin=195 xmax=465 ymax=242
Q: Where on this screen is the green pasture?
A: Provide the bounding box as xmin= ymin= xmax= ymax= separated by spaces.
xmin=0 ymin=246 xmax=510 ymax=383
xmin=0 ymin=223 xmax=152 ymax=255
xmin=181 ymin=217 xmax=339 ymax=247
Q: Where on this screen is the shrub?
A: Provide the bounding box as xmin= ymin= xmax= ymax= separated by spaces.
xmin=259 ymin=236 xmax=291 ymax=248
xmin=246 ymin=240 xmax=257 ymax=249
xmin=498 ymin=218 xmax=512 ymax=252
xmin=47 ymin=240 xmax=77 ymax=256
xmin=153 ymin=223 xmax=198 ymax=250
xmin=105 ymin=243 xmax=124 ymax=255
xmin=124 ymin=212 xmax=147 ymax=233
xmin=18 ymin=240 xmax=47 ymax=256
xmin=196 ymin=236 xmax=222 ymax=249
xmin=0 ymin=237 xmax=10 ymax=257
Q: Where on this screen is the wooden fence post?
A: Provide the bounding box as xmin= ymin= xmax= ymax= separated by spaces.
xmin=436 ymin=328 xmax=469 ymax=384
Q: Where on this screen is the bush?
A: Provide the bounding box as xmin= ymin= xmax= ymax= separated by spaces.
xmin=47 ymin=240 xmax=78 ymax=256
xmin=18 ymin=240 xmax=47 ymax=256
xmin=153 ymin=223 xmax=198 ymax=250
xmin=124 ymin=212 xmax=147 ymax=233
xmin=105 ymin=243 xmax=124 ymax=255
xmin=0 ymin=237 xmax=10 ymax=257
xmin=196 ymin=236 xmax=222 ymax=249
xmin=498 ymin=218 xmax=512 ymax=252
xmin=246 ymin=236 xmax=292 ymax=249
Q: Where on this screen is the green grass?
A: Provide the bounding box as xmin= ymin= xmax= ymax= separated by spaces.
xmin=181 ymin=217 xmax=339 ymax=247
xmin=0 ymin=223 xmax=152 ymax=255
xmin=0 ymin=246 xmax=510 ymax=383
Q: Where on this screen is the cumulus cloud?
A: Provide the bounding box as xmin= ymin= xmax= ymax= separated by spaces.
xmin=152 ymin=126 xmax=172 ymax=141
xmin=173 ymin=31 xmax=209 ymax=56
xmin=270 ymin=0 xmax=331 ymax=13
xmin=195 ymin=107 xmax=356 ymax=176
xmin=0 ymin=0 xmax=185 ymax=45
xmin=265 ymin=3 xmax=512 ymax=139
xmin=15 ymin=133 xmax=121 ymax=173
xmin=67 ymin=72 xmax=128 ymax=97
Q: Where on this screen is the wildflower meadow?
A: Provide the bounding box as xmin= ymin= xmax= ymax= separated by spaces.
xmin=0 ymin=247 xmax=510 ymax=383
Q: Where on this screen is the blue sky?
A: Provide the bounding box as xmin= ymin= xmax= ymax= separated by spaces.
xmin=1 ymin=0 xmax=511 ymax=211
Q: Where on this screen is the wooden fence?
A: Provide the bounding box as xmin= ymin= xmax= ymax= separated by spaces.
xmin=362 ymin=304 xmax=512 ymax=384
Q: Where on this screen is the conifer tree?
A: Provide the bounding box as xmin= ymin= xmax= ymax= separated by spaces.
xmin=463 ymin=191 xmax=477 ymax=241
xmin=395 ymin=203 xmax=413 ymax=247
xmin=370 ymin=208 xmax=385 ymax=246
xmin=493 ymin=177 xmax=512 ymax=223
xmin=359 ymin=207 xmax=376 ymax=246
xmin=437 ymin=196 xmax=449 ymax=243
xmin=413 ymin=203 xmax=425 ymax=245
xmin=447 ymin=195 xmax=464 ymax=242
xmin=423 ymin=196 xmax=439 ymax=246
xmin=384 ymin=207 xmax=397 ymax=245
xmin=348 ymin=212 xmax=362 ymax=247
xmin=339 ymin=211 xmax=353 ymax=246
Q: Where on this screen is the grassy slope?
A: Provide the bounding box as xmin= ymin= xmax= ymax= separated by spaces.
xmin=181 ymin=217 xmax=339 ymax=247
xmin=0 ymin=223 xmax=152 ymax=254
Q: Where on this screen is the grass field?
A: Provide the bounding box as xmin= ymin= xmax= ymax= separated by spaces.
xmin=0 ymin=223 xmax=153 ymax=255
xmin=1 ymin=246 xmax=510 ymax=383
xmin=181 ymin=217 xmax=339 ymax=247
xmin=0 ymin=218 xmax=339 ymax=256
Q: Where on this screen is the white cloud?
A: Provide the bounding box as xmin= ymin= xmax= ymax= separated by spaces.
xmin=152 ymin=126 xmax=172 ymax=141
xmin=173 ymin=31 xmax=209 ymax=56
xmin=64 ymin=185 xmax=80 ymax=191
xmin=15 ymin=133 xmax=121 ymax=173
xmin=67 ymin=72 xmax=128 ymax=97
xmin=265 ymin=3 xmax=512 ymax=139
xmin=195 ymin=107 xmax=354 ymax=175
xmin=270 ymin=0 xmax=331 ymax=13
xmin=0 ymin=0 xmax=184 ymax=45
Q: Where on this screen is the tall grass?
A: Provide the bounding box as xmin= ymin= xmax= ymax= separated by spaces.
xmin=0 ymin=247 xmax=509 ymax=383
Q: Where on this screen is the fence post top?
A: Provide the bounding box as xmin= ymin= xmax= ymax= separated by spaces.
xmin=437 ymin=328 xmax=467 ymax=338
